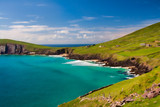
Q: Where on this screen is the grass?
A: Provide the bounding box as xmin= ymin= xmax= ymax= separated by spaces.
xmin=59 ymin=22 xmax=160 ymax=106
xmin=124 ymin=95 xmax=160 ymax=107
xmin=71 ymin=22 xmax=160 ymax=67
xmin=59 ymin=66 xmax=160 ymax=107
xmin=0 ymin=39 xmax=59 ymax=52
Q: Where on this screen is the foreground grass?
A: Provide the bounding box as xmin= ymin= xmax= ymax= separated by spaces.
xmin=124 ymin=95 xmax=160 ymax=107
xmin=59 ymin=66 xmax=160 ymax=107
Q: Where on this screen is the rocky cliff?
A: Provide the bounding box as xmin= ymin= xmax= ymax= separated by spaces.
xmin=68 ymin=54 xmax=152 ymax=75
xmin=0 ymin=44 xmax=25 ymax=54
xmin=0 ymin=44 xmax=71 ymax=55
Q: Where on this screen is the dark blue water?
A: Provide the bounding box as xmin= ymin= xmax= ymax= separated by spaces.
xmin=41 ymin=44 xmax=93 ymax=47
xmin=0 ymin=55 xmax=131 ymax=107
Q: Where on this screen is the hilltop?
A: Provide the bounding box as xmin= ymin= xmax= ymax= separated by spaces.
xmin=0 ymin=39 xmax=59 ymax=54
xmin=70 ymin=22 xmax=160 ymax=67
xmin=59 ymin=22 xmax=160 ymax=106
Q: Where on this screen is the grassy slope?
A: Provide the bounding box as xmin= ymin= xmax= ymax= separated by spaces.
xmin=73 ymin=22 xmax=160 ymax=67
xmin=59 ymin=22 xmax=160 ymax=106
xmin=60 ymin=67 xmax=160 ymax=107
xmin=0 ymin=39 xmax=59 ymax=52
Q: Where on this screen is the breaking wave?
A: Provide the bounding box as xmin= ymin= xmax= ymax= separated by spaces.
xmin=64 ymin=60 xmax=104 ymax=66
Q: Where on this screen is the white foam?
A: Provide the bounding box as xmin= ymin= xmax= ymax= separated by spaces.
xmin=110 ymin=66 xmax=122 ymax=68
xmin=126 ymin=77 xmax=133 ymax=79
xmin=64 ymin=60 xmax=103 ymax=66
xmin=110 ymin=76 xmax=115 ymax=78
xmin=48 ymin=55 xmax=63 ymax=57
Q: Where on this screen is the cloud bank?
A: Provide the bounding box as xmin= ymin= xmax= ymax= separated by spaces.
xmin=0 ymin=19 xmax=159 ymax=44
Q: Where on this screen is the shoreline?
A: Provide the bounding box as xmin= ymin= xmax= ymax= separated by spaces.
xmin=0 ymin=54 xmax=141 ymax=78
xmin=49 ymin=54 xmax=138 ymax=78
xmin=0 ymin=53 xmax=148 ymax=106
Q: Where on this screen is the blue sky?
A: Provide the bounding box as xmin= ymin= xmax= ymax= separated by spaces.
xmin=0 ymin=0 xmax=160 ymax=44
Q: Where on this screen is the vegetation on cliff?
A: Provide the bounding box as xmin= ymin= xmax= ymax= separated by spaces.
xmin=0 ymin=39 xmax=58 ymax=53
xmin=59 ymin=22 xmax=160 ymax=106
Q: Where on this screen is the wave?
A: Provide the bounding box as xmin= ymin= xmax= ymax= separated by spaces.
xmin=48 ymin=55 xmax=63 ymax=57
xmin=64 ymin=60 xmax=104 ymax=67
xmin=126 ymin=77 xmax=133 ymax=79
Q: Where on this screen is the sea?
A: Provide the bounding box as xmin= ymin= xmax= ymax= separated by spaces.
xmin=0 ymin=55 xmax=133 ymax=107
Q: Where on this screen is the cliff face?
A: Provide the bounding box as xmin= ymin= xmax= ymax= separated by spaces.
xmin=68 ymin=54 xmax=152 ymax=75
xmin=0 ymin=44 xmax=25 ymax=54
xmin=0 ymin=44 xmax=66 ymax=55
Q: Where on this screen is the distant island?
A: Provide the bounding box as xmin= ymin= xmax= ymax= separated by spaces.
xmin=1 ymin=22 xmax=160 ymax=106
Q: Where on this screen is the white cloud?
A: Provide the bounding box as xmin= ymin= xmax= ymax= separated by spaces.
xmin=69 ymin=16 xmax=96 ymax=23
xmin=83 ymin=16 xmax=96 ymax=20
xmin=0 ymin=17 xmax=8 ymax=20
xmin=103 ymin=16 xmax=115 ymax=18
xmin=0 ymin=19 xmax=159 ymax=44
xmin=70 ymin=24 xmax=79 ymax=27
xmin=13 ymin=21 xmax=30 ymax=24
xmin=27 ymin=15 xmax=41 ymax=19
xmin=79 ymin=31 xmax=95 ymax=34
xmin=83 ymin=34 xmax=87 ymax=38
xmin=8 ymin=25 xmax=58 ymax=32
xmin=56 ymin=30 xmax=69 ymax=34
xmin=12 ymin=20 xmax=36 ymax=24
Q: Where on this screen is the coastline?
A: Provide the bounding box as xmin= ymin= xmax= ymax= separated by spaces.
xmin=49 ymin=54 xmax=137 ymax=78
xmin=0 ymin=49 xmax=153 ymax=107
xmin=0 ymin=53 xmax=144 ymax=78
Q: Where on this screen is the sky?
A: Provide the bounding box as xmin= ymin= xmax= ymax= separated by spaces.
xmin=0 ymin=0 xmax=160 ymax=44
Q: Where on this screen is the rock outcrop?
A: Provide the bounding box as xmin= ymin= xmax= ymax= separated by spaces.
xmin=54 ymin=48 xmax=73 ymax=55
xmin=67 ymin=54 xmax=152 ymax=75
xmin=142 ymin=83 xmax=160 ymax=99
xmin=0 ymin=44 xmax=25 ymax=54
xmin=68 ymin=54 xmax=100 ymax=60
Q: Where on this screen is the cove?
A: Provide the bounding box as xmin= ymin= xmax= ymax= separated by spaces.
xmin=0 ymin=55 xmax=132 ymax=107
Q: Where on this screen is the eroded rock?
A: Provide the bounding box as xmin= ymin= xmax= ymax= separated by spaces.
xmin=142 ymin=83 xmax=160 ymax=99
xmin=0 ymin=44 xmax=25 ymax=54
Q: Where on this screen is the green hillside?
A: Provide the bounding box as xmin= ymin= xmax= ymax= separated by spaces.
xmin=59 ymin=22 xmax=160 ymax=107
xmin=73 ymin=22 xmax=160 ymax=67
xmin=60 ymin=67 xmax=160 ymax=107
xmin=0 ymin=39 xmax=58 ymax=52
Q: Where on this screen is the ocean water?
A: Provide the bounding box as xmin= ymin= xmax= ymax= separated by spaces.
xmin=0 ymin=55 xmax=132 ymax=107
xmin=42 ymin=44 xmax=92 ymax=47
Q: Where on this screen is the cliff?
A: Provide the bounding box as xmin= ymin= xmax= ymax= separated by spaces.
xmin=0 ymin=39 xmax=58 ymax=55
xmin=67 ymin=54 xmax=152 ymax=75
xmin=0 ymin=44 xmax=25 ymax=54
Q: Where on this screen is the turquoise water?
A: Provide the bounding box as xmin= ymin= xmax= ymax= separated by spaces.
xmin=0 ymin=55 xmax=132 ymax=107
